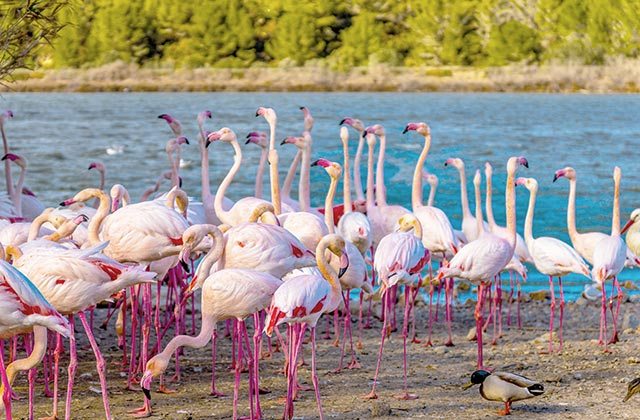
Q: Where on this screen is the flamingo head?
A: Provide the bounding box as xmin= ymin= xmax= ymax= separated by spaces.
xmin=326 ymin=234 xmax=349 ymax=277
xmin=245 ymin=131 xmax=267 ymax=147
xmin=473 ymin=169 xmax=481 ymax=188
xmin=157 ymin=113 xmax=174 ymax=123
xmin=365 ymin=132 xmax=377 ymax=147
xmin=88 ymin=161 xmax=105 ymax=172
xmin=403 ymin=122 xmax=430 ymax=136
xmin=255 ymin=107 xmax=277 ymax=124
xmin=109 ymin=184 xmax=129 ymax=212
xmin=312 ymin=158 xmax=341 ymax=180
xmin=60 ymin=188 xmax=103 ymax=207
xmin=396 ymin=214 xmax=421 ymax=235
xmin=280 ymin=136 xmax=302 ymax=146
xmin=176 ymin=136 xmax=189 ymax=145
xmin=339 ymin=126 xmax=349 ymax=144
xmin=353 ymin=199 xmax=367 ymax=214
xmin=507 ymin=156 xmax=528 ymax=173
xmin=515 ymin=177 xmax=538 ymax=192
xmin=444 ymin=157 xmax=464 ymax=170
xmin=197 ymin=110 xmax=212 ymax=126
xmin=339 ymin=117 xmax=365 ymax=133
xmin=300 ymin=106 xmax=314 ymax=132
xmin=22 ymin=186 xmax=36 ymax=197
xmin=622 ymin=208 xmax=640 ymax=234
xmin=206 ymin=127 xmax=235 ymax=147
xmin=552 ymin=166 xmax=575 ymax=182
xmin=1 ymin=153 xmax=26 ymax=169
xmin=422 ymin=170 xmax=438 ymax=187
xmin=484 ymin=162 xmax=493 ymax=177
xmin=364 ymin=124 xmax=385 ymax=137
xmin=141 ymin=354 xmax=168 ymax=400
xmin=0 ymin=110 xmax=13 ymax=123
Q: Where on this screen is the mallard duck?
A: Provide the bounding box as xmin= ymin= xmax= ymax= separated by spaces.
xmin=624 ymin=377 xmax=640 ymax=402
xmin=463 ymin=370 xmax=544 ymax=415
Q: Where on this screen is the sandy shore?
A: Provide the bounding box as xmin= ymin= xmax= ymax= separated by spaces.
xmin=7 ymin=290 xmax=640 ymax=419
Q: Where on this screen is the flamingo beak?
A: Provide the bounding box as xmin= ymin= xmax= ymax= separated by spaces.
xmin=621 ymin=219 xmax=634 ymax=234
xmin=141 ymin=370 xmax=153 ymax=400
xmin=552 ymin=170 xmax=565 ymax=182
xmin=59 ymin=199 xmax=75 ymax=207
xmin=111 ymin=199 xmax=120 ymax=213
xmin=518 ymin=157 xmax=529 ymax=168
xmin=515 ymin=178 xmax=527 ymax=186
xmin=338 ymin=252 xmax=350 ymax=278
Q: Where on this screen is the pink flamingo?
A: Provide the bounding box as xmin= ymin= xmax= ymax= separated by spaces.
xmin=591 ymin=167 xmax=626 ymax=350
xmin=365 ymin=214 xmax=430 ymax=400
xmin=438 ymin=156 xmax=527 ymax=369
xmin=245 ymin=131 xmax=268 ymax=199
xmin=131 ymin=226 xmax=281 ymax=419
xmin=158 ymin=114 xmax=182 ymax=136
xmin=0 ymin=245 xmax=70 ymax=420
xmin=516 ymin=177 xmax=589 ymax=352
xmin=314 ymin=157 xmax=369 ymax=370
xmin=265 ymin=234 xmax=349 ymax=420
xmin=11 ymin=243 xmax=155 ymax=420
xmin=339 ymin=117 xmax=367 ymax=210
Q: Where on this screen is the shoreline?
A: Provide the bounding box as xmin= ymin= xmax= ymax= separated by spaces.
xmin=3 ymin=61 xmax=640 ymax=93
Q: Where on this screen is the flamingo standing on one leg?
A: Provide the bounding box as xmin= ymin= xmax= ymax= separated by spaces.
xmin=516 ymin=177 xmax=590 ymax=353
xmin=265 ymin=234 xmax=350 ymax=420
xmin=364 ymin=213 xmax=430 ymax=400
xmin=438 ymin=157 xmax=527 ymax=369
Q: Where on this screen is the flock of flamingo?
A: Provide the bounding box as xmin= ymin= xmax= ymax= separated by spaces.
xmin=0 ymin=105 xmax=638 ymax=419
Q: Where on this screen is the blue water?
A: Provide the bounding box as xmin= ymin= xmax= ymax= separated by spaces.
xmin=2 ymin=92 xmax=640 ymax=299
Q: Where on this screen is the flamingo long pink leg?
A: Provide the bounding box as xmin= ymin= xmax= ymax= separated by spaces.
xmin=496 ymin=274 xmax=503 ymax=339
xmin=120 ymin=291 xmax=128 ymax=368
xmin=210 ymin=328 xmax=224 ymax=397
xmin=232 ymin=322 xmax=241 ymax=420
xmin=47 ymin=333 xmax=62 ymax=420
xmin=558 ymin=277 xmax=565 ymax=351
xmin=252 ymin=313 xmax=263 ymax=418
xmin=357 ymin=289 xmax=364 ymax=349
xmin=364 ymin=291 xmax=389 ymax=400
xmin=444 ymin=277 xmax=454 ymax=346
xmin=599 ymin=282 xmax=609 ymax=352
xmin=0 ymin=340 xmax=12 ymax=420
xmin=344 ymin=290 xmax=360 ymax=369
xmin=42 ymin=332 xmax=53 ymax=398
xmin=240 ymin=321 xmax=255 ymax=420
xmin=127 ymin=286 xmax=139 ymax=389
xmin=609 ymin=277 xmax=623 ymax=345
xmin=547 ymin=276 xmax=556 ymax=353
xmin=396 ymin=288 xmax=417 ymax=400
xmin=475 ymin=283 xmax=486 ymax=369
xmin=310 ymin=327 xmax=324 ymax=419
xmin=25 ymin=334 xmax=35 ymax=420
xmin=64 ymin=316 xmax=77 ymax=420
xmin=424 ymin=281 xmax=434 ymax=347
xmin=516 ymin=276 xmax=522 ymax=329
xmin=284 ymin=324 xmax=294 ymax=420
xmin=364 ymin=251 xmax=375 ymax=329
xmin=506 ymin=272 xmax=514 ymax=327
xmin=78 ymin=311 xmax=112 ymax=419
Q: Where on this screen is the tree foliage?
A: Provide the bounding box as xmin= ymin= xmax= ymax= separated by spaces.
xmin=22 ymin=0 xmax=640 ymax=70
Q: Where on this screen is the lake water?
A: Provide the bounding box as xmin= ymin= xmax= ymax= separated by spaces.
xmin=2 ymin=92 xmax=640 ymax=300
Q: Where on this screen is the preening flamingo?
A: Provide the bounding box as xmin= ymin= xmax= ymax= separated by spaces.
xmin=364 ymin=124 xmax=411 ymax=248
xmin=134 ymin=226 xmax=281 ymax=418
xmin=591 ymin=167 xmax=626 ymax=349
xmin=265 ymin=234 xmax=349 ymax=420
xmin=517 ymin=177 xmax=590 ymax=352
xmin=438 ymin=156 xmax=527 ymax=369
xmin=10 ymin=243 xmax=156 ymax=420
xmin=365 ymin=213 xmax=429 ymax=400
xmin=445 ymin=157 xmax=489 ymax=242
xmin=0 ymin=243 xmax=71 ymax=420
xmin=314 ymin=157 xmax=369 ymax=370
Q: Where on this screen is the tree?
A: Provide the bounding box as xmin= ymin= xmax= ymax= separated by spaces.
xmin=0 ymin=0 xmax=69 ymax=81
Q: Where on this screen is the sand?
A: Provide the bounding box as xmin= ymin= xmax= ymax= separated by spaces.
xmin=7 ymin=291 xmax=640 ymax=419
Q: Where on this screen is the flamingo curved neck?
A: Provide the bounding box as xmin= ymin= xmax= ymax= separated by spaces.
xmin=457 ymin=165 xmax=472 ymax=219
xmin=200 ymin=138 xmax=212 ymax=204
xmin=255 ymin=147 xmax=267 ymax=199
xmin=267 ymin=119 xmax=281 ymax=215
xmin=353 ymin=133 xmax=365 ymax=202
xmin=474 ymin=179 xmax=484 ymax=235
xmin=612 ymin=173 xmax=621 ymax=236
xmin=12 ymin=165 xmax=25 ymax=217
xmin=195 ymin=227 xmax=225 ymax=281
xmin=342 ymin=140 xmax=352 ymax=214
xmin=282 ymin=150 xmax=301 ymax=200
xmin=567 ymin=178 xmax=579 ymax=244
xmin=299 ymin=143 xmax=312 ymax=212
xmin=28 ymin=212 xmax=52 ymax=241
xmin=427 ymin=182 xmax=436 ymax=207
xmin=215 ymin=140 xmax=242 ymax=225
xmin=505 ymin=166 xmax=517 ymax=250
xmin=375 ymin=134 xmax=388 ymax=207
xmin=523 ymin=186 xmax=537 ymax=249
xmin=366 ymin=139 xmax=376 ymax=210
xmin=411 ymin=134 xmax=431 ymax=210
xmin=316 ymin=239 xmax=340 ymax=293
xmin=324 ymin=175 xmax=338 ymax=234
xmin=89 ymin=191 xmax=111 ymax=245
xmin=5 ymin=326 xmax=47 ymax=387
xmin=156 ymin=316 xmax=215 ymax=375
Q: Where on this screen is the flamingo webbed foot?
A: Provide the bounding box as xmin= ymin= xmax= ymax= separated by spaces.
xmin=394 ymin=392 xmax=418 ymax=400
xmin=362 ymin=390 xmax=378 ymax=400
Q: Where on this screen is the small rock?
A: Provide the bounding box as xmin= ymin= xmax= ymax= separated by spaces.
xmin=622 ymin=280 xmax=639 ymax=290
xmin=627 ymin=357 xmax=640 ymax=364
xmin=370 ymin=401 xmax=392 ymax=417
xmin=433 ymin=346 xmax=448 ymax=355
xmin=573 ymin=373 xmax=583 ymax=380
xmin=624 ymin=328 xmax=635 ymax=335
xmin=467 ymin=327 xmax=477 ymax=341
xmin=529 ymin=290 xmax=550 ymax=301
xmin=193 ymin=366 xmax=203 ymax=373
xmin=530 ymin=332 xmax=557 ymax=345
xmin=622 ymin=313 xmax=640 ymax=330
xmin=575 ymin=296 xmax=588 ymax=306
xmin=457 ymin=282 xmax=471 ymax=292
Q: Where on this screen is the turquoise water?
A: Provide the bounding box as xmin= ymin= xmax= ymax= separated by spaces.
xmin=2 ymin=92 xmax=640 ymax=299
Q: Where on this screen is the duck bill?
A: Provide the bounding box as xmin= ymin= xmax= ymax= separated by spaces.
xmin=621 ymin=219 xmax=634 ymax=234
xmin=462 ymin=381 xmax=475 ymax=390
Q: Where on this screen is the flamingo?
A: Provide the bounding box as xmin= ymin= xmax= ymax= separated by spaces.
xmin=132 ymin=224 xmax=281 ymax=419
xmin=165 ymin=136 xmax=189 ymax=188
xmin=158 ymin=113 xmax=182 ymax=136
xmin=591 ymin=166 xmax=626 ymax=349
xmin=0 ymin=208 xmax=66 ymax=247
xmin=423 ymin=170 xmax=438 ymax=207
xmin=265 ymin=233 xmax=349 ymax=420
xmin=207 ymin=128 xmax=275 ymax=226
xmin=339 ymin=117 xmax=367 ymax=210
xmin=444 ymin=157 xmax=489 ymax=242
xmin=256 ymin=107 xmax=283 ymax=215
xmin=336 ymin=126 xmax=372 ymax=256
xmin=404 ymin=122 xmax=457 ymax=346
xmin=0 ymin=244 xmax=71 ymax=420
xmin=10 ymin=243 xmax=156 ymax=420
xmin=516 ymin=177 xmax=590 ymax=352
xmin=88 ymin=162 xmax=106 ymax=190
xmin=364 ymin=124 xmax=411 ymax=248
xmin=438 ymin=156 xmax=528 ymax=369
xmin=314 ymin=157 xmax=369 ymax=370
xmin=364 ymin=213 xmax=430 ymax=400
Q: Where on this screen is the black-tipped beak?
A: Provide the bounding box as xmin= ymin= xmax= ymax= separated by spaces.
xmin=205 ymin=140 xmax=212 ymax=148
xmin=552 ymin=174 xmax=559 ymax=182
xmin=402 ymin=126 xmax=409 ymax=134
xmin=339 ymin=118 xmax=346 ymax=126
xmin=280 ymin=139 xmax=287 ymax=145
xmin=311 ymin=160 xmax=320 ymax=167
xmin=339 ymin=266 xmax=348 ymax=278
xmin=157 ymin=115 xmax=163 ymax=119
xmin=59 ymin=201 xmax=67 ymax=207
xmin=299 ymin=106 xmax=304 ymax=110
xmin=523 ymin=160 xmax=529 ymax=168
xmin=1 ymin=155 xmax=6 ymax=161
xmin=142 ymin=387 xmax=151 ymax=400
xmin=245 ymin=139 xmax=251 ymax=144
xmin=179 ymin=177 xmax=183 ymax=188
xmin=183 ymin=138 xmax=190 ymax=145
xmin=255 ymin=111 xmax=260 ymax=117
xmin=180 ymin=259 xmax=191 ymax=273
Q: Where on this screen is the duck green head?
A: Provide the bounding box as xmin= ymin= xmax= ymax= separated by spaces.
xmin=463 ymin=370 xmax=491 ymax=390
xmin=624 ymin=377 xmax=640 ymax=402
